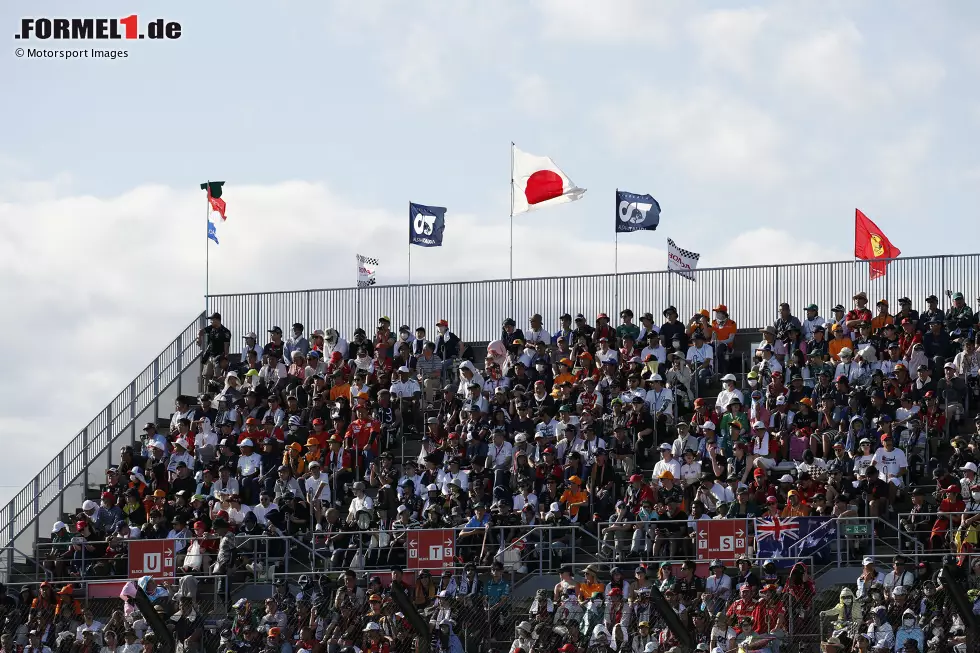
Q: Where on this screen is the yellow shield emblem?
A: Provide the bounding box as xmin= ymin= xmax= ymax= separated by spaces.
xmin=870 ymin=234 xmax=885 ymax=257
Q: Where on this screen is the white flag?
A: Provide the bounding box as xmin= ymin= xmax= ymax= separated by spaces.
xmin=667 ymin=238 xmax=700 ymax=281
xmin=511 ymin=143 xmax=586 ymax=215
xmin=356 ymin=254 xmax=378 ymax=287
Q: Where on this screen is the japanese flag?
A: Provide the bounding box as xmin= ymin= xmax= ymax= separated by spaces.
xmin=511 ymin=144 xmax=586 ymax=215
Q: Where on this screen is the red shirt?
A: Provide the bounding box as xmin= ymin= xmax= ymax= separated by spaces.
xmin=727 ymin=598 xmax=757 ymax=631
xmin=752 ymin=599 xmax=786 ymax=633
xmin=846 ymin=308 xmax=872 ymax=325
xmin=346 ymin=419 xmax=381 ymax=453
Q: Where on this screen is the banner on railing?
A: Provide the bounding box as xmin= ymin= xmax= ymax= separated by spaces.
xmin=407 ymin=529 xmax=456 ymax=570
xmin=755 ymin=516 xmax=836 ymax=566
xmin=696 ymin=519 xmax=749 ymax=561
xmin=128 ymin=539 xmax=176 ymax=579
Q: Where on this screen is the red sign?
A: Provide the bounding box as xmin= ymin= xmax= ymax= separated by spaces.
xmin=128 ymin=539 xmax=176 ymax=579
xmin=406 ymin=529 xmax=455 ymax=570
xmin=696 ymin=519 xmax=749 ymax=562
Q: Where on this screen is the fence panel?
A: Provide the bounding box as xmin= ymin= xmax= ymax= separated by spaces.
xmin=208 ymin=254 xmax=980 ymax=346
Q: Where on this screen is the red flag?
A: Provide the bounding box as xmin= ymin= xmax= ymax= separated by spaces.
xmin=207 ymin=188 xmax=227 ymax=220
xmin=854 ymin=209 xmax=900 ymax=279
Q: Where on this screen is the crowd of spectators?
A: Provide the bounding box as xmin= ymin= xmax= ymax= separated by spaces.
xmin=15 ymin=290 xmax=980 ymax=652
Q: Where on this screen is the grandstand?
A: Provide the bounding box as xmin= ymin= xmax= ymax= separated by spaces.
xmin=2 ymin=253 xmax=980 ymax=653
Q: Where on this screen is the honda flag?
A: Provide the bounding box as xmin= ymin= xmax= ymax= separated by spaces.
xmin=511 ymin=143 xmax=586 ymax=215
xmin=356 ymin=254 xmax=378 ymax=287
xmin=667 ymin=238 xmax=700 ymax=281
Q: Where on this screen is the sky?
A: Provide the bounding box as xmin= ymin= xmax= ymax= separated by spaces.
xmin=0 ymin=0 xmax=978 ymax=504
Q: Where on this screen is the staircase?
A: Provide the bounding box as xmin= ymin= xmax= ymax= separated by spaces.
xmin=0 ymin=313 xmax=206 ymax=579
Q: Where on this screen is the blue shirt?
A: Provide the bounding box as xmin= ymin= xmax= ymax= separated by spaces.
xmin=483 ymin=578 xmax=510 ymax=606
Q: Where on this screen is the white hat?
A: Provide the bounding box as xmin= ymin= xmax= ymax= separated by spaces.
xmin=775 ymin=395 xmax=787 ymax=405
xmin=427 ymin=483 xmax=439 ymax=492
xmin=225 ymin=371 xmax=239 ymax=380
xmin=702 ymin=421 xmax=716 ymax=430
xmin=81 ymin=500 xmax=97 ymax=511
xmin=515 ymin=434 xmax=527 ymax=444
xmin=862 ymin=556 xmax=875 ymax=566
xmin=148 ymin=440 xmax=164 ymax=450
xmin=363 ymin=622 xmax=381 ymax=632
xmin=518 ymin=621 xmax=533 ymax=632
xmin=644 ymin=644 xmax=657 ymax=653
xmin=397 ymin=505 xmax=408 ymax=513
xmin=961 ymin=462 xmax=978 ymax=473
xmin=398 ymin=365 xmax=411 ymax=373
xmin=778 ymin=474 xmax=795 ymax=483
xmin=753 ymin=420 xmax=766 ymax=429
xmin=244 ymin=331 xmax=258 ymax=339
xmin=174 ymin=438 xmax=190 ymax=450
xmin=240 ymin=438 xmax=254 ymax=448
xmin=839 ymin=347 xmax=853 ymax=357
xmin=650 ymin=374 xmax=663 ymax=382
xmin=721 ymin=373 xmax=737 ymax=382
xmin=550 ymin=502 xmax=561 ymax=512
xmin=52 ymin=521 xmax=67 ymax=532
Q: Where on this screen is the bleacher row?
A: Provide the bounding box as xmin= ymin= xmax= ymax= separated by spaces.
xmin=11 ymin=296 xmax=980 ymax=652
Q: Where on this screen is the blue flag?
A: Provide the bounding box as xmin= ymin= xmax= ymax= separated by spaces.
xmin=615 ymin=190 xmax=660 ymax=233
xmin=409 ymin=202 xmax=446 ymax=247
xmin=754 ymin=516 xmax=836 ymax=567
xmin=208 ymin=220 xmax=219 ymax=245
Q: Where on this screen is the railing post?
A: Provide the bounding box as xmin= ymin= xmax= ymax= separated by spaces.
xmin=82 ymin=425 xmax=90 ymax=498
xmin=153 ymin=357 xmax=160 ymax=424
xmin=58 ymin=450 xmax=65 ymax=518
xmin=129 ymin=379 xmax=137 ymax=451
xmin=177 ymin=331 xmax=184 ymax=396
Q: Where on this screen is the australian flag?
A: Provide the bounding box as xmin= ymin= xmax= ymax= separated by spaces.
xmin=755 ymin=516 xmax=836 ymax=567
xmin=615 ymin=190 xmax=660 ymax=233
xmin=409 ymin=202 xmax=446 ymax=247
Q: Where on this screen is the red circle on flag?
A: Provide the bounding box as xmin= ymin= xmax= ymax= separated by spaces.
xmin=525 ymin=170 xmax=564 ymax=205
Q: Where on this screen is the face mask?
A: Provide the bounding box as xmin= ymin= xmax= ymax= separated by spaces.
xmin=903 ymin=618 xmax=915 ymax=627
xmin=748 ymin=380 xmax=758 ymax=388
xmin=536 ymin=364 xmax=546 ymax=372
xmin=672 ymin=340 xmax=681 ymax=349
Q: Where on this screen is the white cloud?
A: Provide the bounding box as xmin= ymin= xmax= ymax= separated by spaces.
xmin=511 ymin=74 xmax=554 ymax=118
xmin=688 ymin=8 xmax=768 ymax=76
xmin=777 ymin=22 xmax=880 ymax=111
xmin=536 ymin=0 xmax=677 ymax=45
xmin=873 ymin=125 xmax=936 ymax=202
xmin=598 ymin=87 xmax=786 ymax=186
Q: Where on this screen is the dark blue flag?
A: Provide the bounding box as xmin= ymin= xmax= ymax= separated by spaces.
xmin=615 ymin=190 xmax=660 ymax=233
xmin=755 ymin=516 xmax=837 ymax=567
xmin=409 ymin=202 xmax=446 ymax=247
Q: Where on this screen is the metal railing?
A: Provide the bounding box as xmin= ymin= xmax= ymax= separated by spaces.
xmin=0 ymin=313 xmax=206 ymax=551
xmin=207 ymin=254 xmax=980 ymax=343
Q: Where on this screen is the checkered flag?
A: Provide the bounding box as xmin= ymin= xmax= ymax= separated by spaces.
xmin=356 ymin=254 xmax=379 ymax=287
xmin=666 ymin=238 xmax=700 ymax=281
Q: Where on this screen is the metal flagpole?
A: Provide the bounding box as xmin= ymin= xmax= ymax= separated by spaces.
xmin=614 ymin=188 xmax=619 ymax=315
xmin=205 ymin=180 xmax=210 ymax=317
xmin=356 ymin=254 xmax=362 ymax=331
xmin=510 ymin=142 xmax=515 ymax=317
xmin=408 ymin=216 xmax=413 ymax=329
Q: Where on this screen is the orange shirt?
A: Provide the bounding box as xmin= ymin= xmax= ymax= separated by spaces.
xmin=330 ymin=383 xmax=351 ymax=402
xmin=559 ymin=489 xmax=589 ymax=517
xmin=577 ymin=581 xmax=604 ymax=601
xmin=871 ymin=314 xmax=894 ymax=331
xmin=712 ymin=319 xmax=738 ymax=344
xmin=781 ymin=503 xmax=810 ymax=518
xmin=828 ymin=338 xmax=850 ymax=362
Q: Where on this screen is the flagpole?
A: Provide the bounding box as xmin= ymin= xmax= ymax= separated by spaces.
xmin=205 ymin=180 xmax=210 ymax=317
xmin=356 ymin=255 xmax=362 ymax=331
xmin=408 ymin=204 xmax=413 ymax=328
xmin=614 ymin=188 xmax=619 ymax=315
xmin=509 ymin=141 xmax=515 ymax=318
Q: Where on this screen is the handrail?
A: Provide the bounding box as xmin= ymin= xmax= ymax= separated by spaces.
xmin=207 ymin=253 xmax=980 ymax=297
xmin=0 ymin=312 xmax=206 ymax=550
